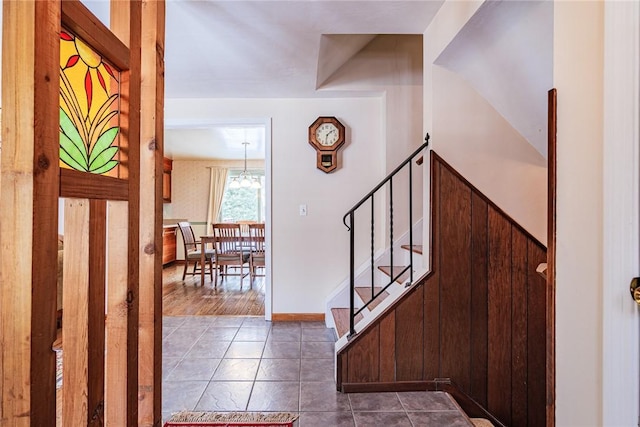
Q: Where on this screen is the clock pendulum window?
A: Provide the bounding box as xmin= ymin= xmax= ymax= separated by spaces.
xmin=308 ymin=116 xmax=346 ymax=173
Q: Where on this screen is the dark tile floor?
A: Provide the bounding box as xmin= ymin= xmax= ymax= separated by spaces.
xmin=162 ymin=316 xmax=473 ymax=426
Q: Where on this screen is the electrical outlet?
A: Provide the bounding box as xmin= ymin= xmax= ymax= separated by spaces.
xmin=299 ymin=204 xmax=307 ymax=216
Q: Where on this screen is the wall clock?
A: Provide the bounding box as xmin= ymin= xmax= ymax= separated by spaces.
xmin=308 ymin=116 xmax=346 ymax=173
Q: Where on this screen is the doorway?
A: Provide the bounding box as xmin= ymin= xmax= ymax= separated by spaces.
xmin=162 ymin=118 xmax=273 ymax=319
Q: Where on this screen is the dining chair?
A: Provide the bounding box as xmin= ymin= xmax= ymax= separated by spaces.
xmin=177 ymin=221 xmax=214 ymax=283
xmin=211 ymin=223 xmax=250 ymax=288
xmin=236 ymin=220 xmax=257 ymax=237
xmin=248 ymin=223 xmax=265 ymax=283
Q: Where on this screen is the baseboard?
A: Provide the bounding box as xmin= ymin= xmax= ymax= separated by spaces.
xmin=341 ymin=381 xmax=435 ymax=393
xmin=271 ymin=313 xmax=324 ymax=322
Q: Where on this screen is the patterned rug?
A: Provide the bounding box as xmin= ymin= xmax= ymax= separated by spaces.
xmin=164 ymin=411 xmax=298 ymax=427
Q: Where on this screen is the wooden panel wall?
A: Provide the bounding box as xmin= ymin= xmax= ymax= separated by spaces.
xmin=337 ymin=151 xmax=548 ymax=427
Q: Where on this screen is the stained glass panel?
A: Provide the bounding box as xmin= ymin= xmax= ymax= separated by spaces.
xmin=59 ymin=30 xmax=121 ymax=177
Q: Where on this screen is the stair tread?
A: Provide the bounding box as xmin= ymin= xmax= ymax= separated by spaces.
xmin=355 ymin=287 xmax=389 ymax=311
xmin=401 ymin=244 xmax=423 ymax=254
xmin=378 ymin=265 xmax=411 ymax=284
xmin=331 ymin=308 xmax=363 ymax=338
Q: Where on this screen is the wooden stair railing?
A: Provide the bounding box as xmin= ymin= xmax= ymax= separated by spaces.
xmin=335 ymin=150 xmax=549 ymax=427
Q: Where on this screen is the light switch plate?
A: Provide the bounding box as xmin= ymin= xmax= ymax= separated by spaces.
xmin=299 ymin=204 xmax=307 ymax=216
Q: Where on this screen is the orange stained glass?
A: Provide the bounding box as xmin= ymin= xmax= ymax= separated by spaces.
xmin=59 ymin=30 xmax=121 ymax=176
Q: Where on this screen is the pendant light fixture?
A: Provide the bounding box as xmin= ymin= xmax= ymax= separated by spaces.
xmin=229 ymin=140 xmax=261 ymax=189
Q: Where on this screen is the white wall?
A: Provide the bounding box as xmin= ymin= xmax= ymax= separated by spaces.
xmin=431 ymin=66 xmax=547 ymax=243
xmin=166 ymin=98 xmax=384 ymax=313
xmin=165 ymin=34 xmax=425 ymax=314
xmin=554 ymin=2 xmax=604 ymax=424
xmin=424 ymin=0 xmax=547 ymax=245
xmin=422 ymin=0 xmax=484 ymax=269
xmin=323 ymin=35 xmax=425 ymax=238
xmin=435 ymin=0 xmax=553 ymax=157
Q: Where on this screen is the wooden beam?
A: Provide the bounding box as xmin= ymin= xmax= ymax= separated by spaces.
xmin=105 ymin=201 xmax=129 ymax=426
xmin=1 ymin=1 xmax=60 ymax=425
xmin=88 ymin=200 xmax=107 ymax=424
xmin=60 ymin=169 xmax=128 ymax=201
xmin=138 ymin=2 xmax=166 ymax=424
xmin=61 ymin=0 xmax=129 ymax=70
xmin=31 ymin=1 xmax=62 ymax=425
xmin=62 ymin=199 xmax=91 ymax=426
xmin=110 ymin=2 xmax=142 ymax=425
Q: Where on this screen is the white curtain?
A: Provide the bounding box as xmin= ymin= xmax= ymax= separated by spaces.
xmin=206 ymin=167 xmax=228 ymax=233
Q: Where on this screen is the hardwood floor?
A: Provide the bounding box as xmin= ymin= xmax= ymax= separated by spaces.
xmin=162 ymin=263 xmax=265 ymax=316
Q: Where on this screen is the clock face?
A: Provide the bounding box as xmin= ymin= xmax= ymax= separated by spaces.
xmin=315 ymin=123 xmax=340 ymax=146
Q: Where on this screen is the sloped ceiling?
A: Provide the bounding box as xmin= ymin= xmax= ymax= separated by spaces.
xmin=316 ymin=34 xmax=378 ymax=89
xmin=434 ymin=0 xmax=553 ymax=157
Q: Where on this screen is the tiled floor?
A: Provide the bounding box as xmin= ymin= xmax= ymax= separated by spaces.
xmin=162 ymin=315 xmax=473 ymax=426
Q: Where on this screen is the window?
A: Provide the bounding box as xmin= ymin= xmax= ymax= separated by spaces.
xmin=219 ymin=170 xmax=265 ymax=222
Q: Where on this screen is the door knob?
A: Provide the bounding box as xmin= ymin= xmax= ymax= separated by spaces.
xmin=630 ymin=277 xmax=640 ymax=305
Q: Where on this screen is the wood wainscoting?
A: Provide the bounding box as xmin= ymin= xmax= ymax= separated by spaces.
xmin=337 ymin=151 xmax=548 ymax=427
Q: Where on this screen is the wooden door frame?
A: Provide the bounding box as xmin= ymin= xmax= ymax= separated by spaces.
xmin=547 ymin=88 xmax=557 ymax=427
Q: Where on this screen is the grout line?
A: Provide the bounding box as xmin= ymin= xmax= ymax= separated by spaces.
xmin=347 ymin=393 xmax=358 ymax=426
xmin=244 ymin=321 xmax=271 ymax=411
xmin=396 ymin=392 xmax=417 ymax=427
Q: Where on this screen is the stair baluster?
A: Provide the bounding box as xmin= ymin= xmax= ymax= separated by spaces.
xmin=370 ymin=195 xmax=375 ymax=303
xmin=343 ymin=135 xmax=429 ymax=337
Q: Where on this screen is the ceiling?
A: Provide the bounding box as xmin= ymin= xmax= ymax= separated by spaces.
xmin=164 ymin=123 xmax=266 ymax=160
xmin=435 ymin=0 xmax=552 ymax=157
xmin=83 ymin=0 xmax=444 ymax=160
xmin=162 ymin=1 xmax=443 ymax=99
xmin=1 ymin=2 xmax=550 ymax=160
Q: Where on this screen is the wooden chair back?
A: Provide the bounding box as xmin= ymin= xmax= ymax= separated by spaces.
xmin=212 ymin=223 xmax=243 ymax=255
xmin=248 ymin=223 xmax=265 ymax=254
xmin=236 ymin=220 xmax=257 ymax=236
xmin=248 ymin=223 xmax=265 ymax=281
xmin=177 ymin=221 xmax=214 ymax=282
xmin=177 ymin=221 xmax=198 ymax=254
xmin=211 ymin=223 xmax=250 ymax=286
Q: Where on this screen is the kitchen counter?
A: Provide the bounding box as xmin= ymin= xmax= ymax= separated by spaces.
xmin=162 ymin=223 xmax=180 ymax=265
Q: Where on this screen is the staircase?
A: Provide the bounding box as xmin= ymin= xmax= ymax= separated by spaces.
xmin=330 ymin=243 xmax=423 ymax=339
xmin=325 ymin=137 xmax=429 ymax=349
xmin=327 ymin=148 xmax=548 ymax=427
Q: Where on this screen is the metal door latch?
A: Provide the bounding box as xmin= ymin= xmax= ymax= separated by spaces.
xmin=630 ymin=277 xmax=640 ymax=306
